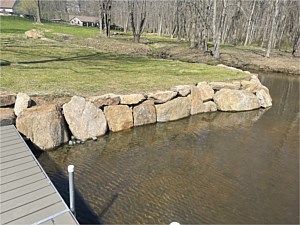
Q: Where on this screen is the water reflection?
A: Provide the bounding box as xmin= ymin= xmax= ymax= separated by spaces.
xmin=38 ymin=73 xmax=299 ymax=224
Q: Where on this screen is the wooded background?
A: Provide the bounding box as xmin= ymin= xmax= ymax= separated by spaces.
xmin=16 ymin=0 xmax=300 ymax=58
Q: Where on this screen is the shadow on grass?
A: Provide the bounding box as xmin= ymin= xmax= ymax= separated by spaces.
xmin=0 ymin=51 xmax=151 ymax=67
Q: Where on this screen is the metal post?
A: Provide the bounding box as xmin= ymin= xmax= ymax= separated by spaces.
xmin=68 ymin=165 xmax=76 ymax=216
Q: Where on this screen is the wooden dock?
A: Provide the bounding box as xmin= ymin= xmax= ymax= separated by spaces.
xmin=0 ymin=125 xmax=79 ymax=225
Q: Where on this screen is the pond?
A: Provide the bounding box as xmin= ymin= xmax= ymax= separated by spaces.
xmin=38 ymin=73 xmax=299 ymax=224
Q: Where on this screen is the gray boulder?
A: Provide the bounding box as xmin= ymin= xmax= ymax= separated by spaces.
xmin=148 ymin=91 xmax=177 ymax=104
xmin=63 ymin=96 xmax=107 ymax=141
xmin=171 ymin=85 xmax=191 ymax=97
xmin=197 ymin=82 xmax=214 ymax=101
xmin=133 ymin=100 xmax=156 ymax=126
xmin=14 ymin=93 xmax=31 ymax=117
xmin=0 ymin=94 xmax=16 ymax=107
xmin=256 ymin=88 xmax=272 ymax=108
xmin=120 ymin=94 xmax=145 ymax=105
xmin=155 ymin=97 xmax=191 ymax=122
xmin=213 ymin=89 xmax=260 ymax=111
xmin=89 ymin=93 xmax=120 ymax=108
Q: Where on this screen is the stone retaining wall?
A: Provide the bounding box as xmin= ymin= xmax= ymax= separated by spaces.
xmin=0 ymin=72 xmax=272 ymax=150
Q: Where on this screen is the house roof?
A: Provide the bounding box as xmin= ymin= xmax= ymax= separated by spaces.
xmin=0 ymin=0 xmax=17 ymax=9
xmin=69 ymin=15 xmax=98 ymax=23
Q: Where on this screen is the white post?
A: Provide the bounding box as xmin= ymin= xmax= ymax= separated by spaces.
xmin=68 ymin=165 xmax=76 ymax=216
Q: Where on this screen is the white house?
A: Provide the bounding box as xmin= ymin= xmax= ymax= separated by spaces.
xmin=0 ymin=0 xmax=17 ymax=16
xmin=69 ymin=15 xmax=99 ymax=27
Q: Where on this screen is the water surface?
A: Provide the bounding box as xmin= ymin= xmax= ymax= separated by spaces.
xmin=38 ymin=73 xmax=299 ymax=224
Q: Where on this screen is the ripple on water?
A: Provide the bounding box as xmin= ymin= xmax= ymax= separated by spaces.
xmin=38 ymin=73 xmax=299 ymax=224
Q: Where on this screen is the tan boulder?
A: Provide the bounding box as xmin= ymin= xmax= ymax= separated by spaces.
xmin=197 ymin=82 xmax=214 ymax=101
xmin=133 ymin=100 xmax=156 ymax=126
xmin=0 ymin=94 xmax=16 ymax=107
xmin=63 ymin=96 xmax=107 ymax=141
xmin=256 ymin=88 xmax=272 ymax=108
xmin=148 ymin=91 xmax=177 ymax=104
xmin=209 ymin=81 xmax=241 ymax=90
xmin=213 ymin=89 xmax=260 ymax=111
xmin=120 ymin=94 xmax=146 ymax=105
xmin=171 ymin=85 xmax=191 ymax=97
xmin=16 ymin=104 xmax=68 ymax=150
xmin=0 ymin=108 xmax=16 ymax=126
xmin=190 ymin=86 xmax=203 ymax=115
xmin=14 ymin=93 xmax=31 ymax=117
xmin=104 ymin=105 xmax=133 ymax=132
xmin=89 ymin=93 xmax=120 ymax=108
xmin=25 ymin=29 xmax=43 ymax=39
xmin=241 ymin=78 xmax=262 ymax=93
xmin=198 ymin=101 xmax=218 ymax=113
xmin=155 ymin=97 xmax=191 ymax=122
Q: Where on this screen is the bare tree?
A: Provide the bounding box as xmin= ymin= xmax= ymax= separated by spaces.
xmin=265 ymin=0 xmax=279 ymax=58
xmin=128 ymin=0 xmax=147 ymax=43
xmin=35 ymin=0 xmax=42 ymax=24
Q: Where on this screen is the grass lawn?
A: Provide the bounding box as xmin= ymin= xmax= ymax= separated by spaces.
xmin=0 ymin=16 xmax=247 ymax=96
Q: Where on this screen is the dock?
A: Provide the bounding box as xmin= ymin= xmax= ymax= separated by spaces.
xmin=0 ymin=125 xmax=79 ymax=225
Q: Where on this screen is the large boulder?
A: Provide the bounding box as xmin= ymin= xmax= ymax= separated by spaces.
xmin=133 ymin=100 xmax=156 ymax=126
xmin=120 ymin=94 xmax=145 ymax=105
xmin=197 ymin=82 xmax=214 ymax=101
xmin=256 ymin=88 xmax=272 ymax=108
xmin=0 ymin=94 xmax=16 ymax=107
xmin=14 ymin=93 xmax=31 ymax=117
xmin=190 ymin=86 xmax=203 ymax=115
xmin=89 ymin=93 xmax=120 ymax=108
xmin=155 ymin=97 xmax=191 ymax=122
xmin=0 ymin=108 xmax=16 ymax=126
xmin=213 ymin=89 xmax=260 ymax=111
xmin=148 ymin=91 xmax=177 ymax=104
xmin=63 ymin=96 xmax=107 ymax=141
xmin=104 ymin=105 xmax=133 ymax=132
xmin=241 ymin=76 xmax=262 ymax=93
xmin=171 ymin=85 xmax=191 ymax=97
xmin=16 ymin=104 xmax=68 ymax=150
xmin=198 ymin=101 xmax=218 ymax=113
xmin=209 ymin=81 xmax=241 ymax=90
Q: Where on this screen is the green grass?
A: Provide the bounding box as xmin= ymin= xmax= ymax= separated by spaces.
xmin=0 ymin=16 xmax=247 ymax=96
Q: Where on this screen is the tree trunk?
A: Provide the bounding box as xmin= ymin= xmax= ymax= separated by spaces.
xmin=213 ymin=0 xmax=226 ymax=59
xmin=265 ymin=0 xmax=279 ymax=58
xmin=124 ymin=14 xmax=129 ymax=32
xmin=244 ymin=0 xmax=256 ymax=46
xmin=36 ymin=0 xmax=42 ymax=24
xmin=158 ymin=14 xmax=163 ymax=36
xmin=212 ymin=0 xmax=216 ymax=47
xmin=292 ymin=31 xmax=300 ymax=56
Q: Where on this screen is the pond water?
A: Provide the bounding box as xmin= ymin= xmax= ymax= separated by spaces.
xmin=38 ymin=73 xmax=299 ymax=224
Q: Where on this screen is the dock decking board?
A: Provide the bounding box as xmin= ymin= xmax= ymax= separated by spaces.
xmin=0 ymin=125 xmax=79 ymax=225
